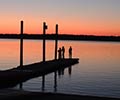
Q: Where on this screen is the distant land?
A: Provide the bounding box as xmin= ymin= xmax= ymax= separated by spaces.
xmin=0 ymin=34 xmax=120 ymax=42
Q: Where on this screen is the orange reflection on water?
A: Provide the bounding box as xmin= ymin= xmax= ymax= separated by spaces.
xmin=23 ymin=40 xmax=42 ymax=64
xmin=23 ymin=40 xmax=55 ymax=64
xmin=58 ymin=41 xmax=120 ymax=72
xmin=0 ymin=39 xmax=19 ymax=69
xmin=0 ymin=39 xmax=120 ymax=73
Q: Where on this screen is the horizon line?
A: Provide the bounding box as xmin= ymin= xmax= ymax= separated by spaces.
xmin=0 ymin=33 xmax=120 ymax=37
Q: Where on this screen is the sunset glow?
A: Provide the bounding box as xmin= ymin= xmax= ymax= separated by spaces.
xmin=0 ymin=0 xmax=120 ymax=36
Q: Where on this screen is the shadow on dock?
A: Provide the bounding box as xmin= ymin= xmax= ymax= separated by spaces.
xmin=0 ymin=58 xmax=79 ymax=89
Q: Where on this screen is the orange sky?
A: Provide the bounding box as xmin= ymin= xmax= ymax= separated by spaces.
xmin=0 ymin=0 xmax=120 ymax=36
xmin=0 ymin=17 xmax=119 ymax=36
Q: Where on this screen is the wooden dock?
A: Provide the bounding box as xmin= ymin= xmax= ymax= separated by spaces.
xmin=0 ymin=58 xmax=79 ymax=89
xmin=0 ymin=21 xmax=79 ymax=89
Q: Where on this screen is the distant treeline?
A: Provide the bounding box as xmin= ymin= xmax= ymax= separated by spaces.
xmin=0 ymin=34 xmax=120 ymax=42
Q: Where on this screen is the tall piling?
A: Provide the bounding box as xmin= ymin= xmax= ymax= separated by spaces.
xmin=20 ymin=21 xmax=23 ymax=67
xmin=19 ymin=20 xmax=24 ymax=89
xmin=43 ymin=22 xmax=47 ymax=62
xmin=55 ymin=24 xmax=58 ymax=60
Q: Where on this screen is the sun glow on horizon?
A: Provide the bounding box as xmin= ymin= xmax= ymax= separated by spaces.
xmin=0 ymin=0 xmax=120 ymax=36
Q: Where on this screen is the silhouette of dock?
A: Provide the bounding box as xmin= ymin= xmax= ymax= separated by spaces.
xmin=0 ymin=58 xmax=79 ymax=89
xmin=0 ymin=21 xmax=79 ymax=89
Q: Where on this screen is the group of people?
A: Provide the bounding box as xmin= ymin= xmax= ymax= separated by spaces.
xmin=58 ymin=46 xmax=72 ymax=59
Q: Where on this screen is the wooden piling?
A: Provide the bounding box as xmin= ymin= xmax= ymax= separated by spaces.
xmin=19 ymin=20 xmax=24 ymax=89
xmin=43 ymin=22 xmax=47 ymax=62
xmin=20 ymin=21 xmax=23 ymax=67
xmin=55 ymin=24 xmax=58 ymax=60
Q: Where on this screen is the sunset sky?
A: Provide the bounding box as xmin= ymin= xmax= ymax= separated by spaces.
xmin=0 ymin=0 xmax=120 ymax=36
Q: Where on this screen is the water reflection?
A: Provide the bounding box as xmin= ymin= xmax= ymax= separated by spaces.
xmin=40 ymin=66 xmax=73 ymax=92
xmin=54 ymin=71 xmax=57 ymax=92
xmin=1 ymin=40 xmax=120 ymax=98
xmin=58 ymin=68 xmax=65 ymax=76
xmin=68 ymin=66 xmax=72 ymax=76
xmin=42 ymin=75 xmax=45 ymax=91
xmin=19 ymin=83 xmax=23 ymax=89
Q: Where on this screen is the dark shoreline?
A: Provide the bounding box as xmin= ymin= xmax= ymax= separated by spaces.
xmin=0 ymin=34 xmax=120 ymax=42
xmin=0 ymin=89 xmax=120 ymax=100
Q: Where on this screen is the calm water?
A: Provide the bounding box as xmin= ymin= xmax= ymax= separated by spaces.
xmin=0 ymin=39 xmax=120 ymax=98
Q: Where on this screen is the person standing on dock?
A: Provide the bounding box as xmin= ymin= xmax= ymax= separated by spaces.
xmin=58 ymin=48 xmax=62 ymax=59
xmin=69 ymin=46 xmax=72 ymax=59
xmin=62 ymin=46 xmax=65 ymax=59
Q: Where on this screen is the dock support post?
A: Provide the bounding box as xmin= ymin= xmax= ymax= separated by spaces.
xmin=43 ymin=22 xmax=48 ymax=62
xmin=19 ymin=20 xmax=24 ymax=89
xmin=20 ymin=20 xmax=23 ymax=67
xmin=55 ymin=24 xmax=58 ymax=60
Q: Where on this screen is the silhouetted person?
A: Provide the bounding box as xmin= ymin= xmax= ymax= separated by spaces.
xmin=62 ymin=46 xmax=65 ymax=59
xmin=69 ymin=46 xmax=72 ymax=58
xmin=58 ymin=48 xmax=62 ymax=59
